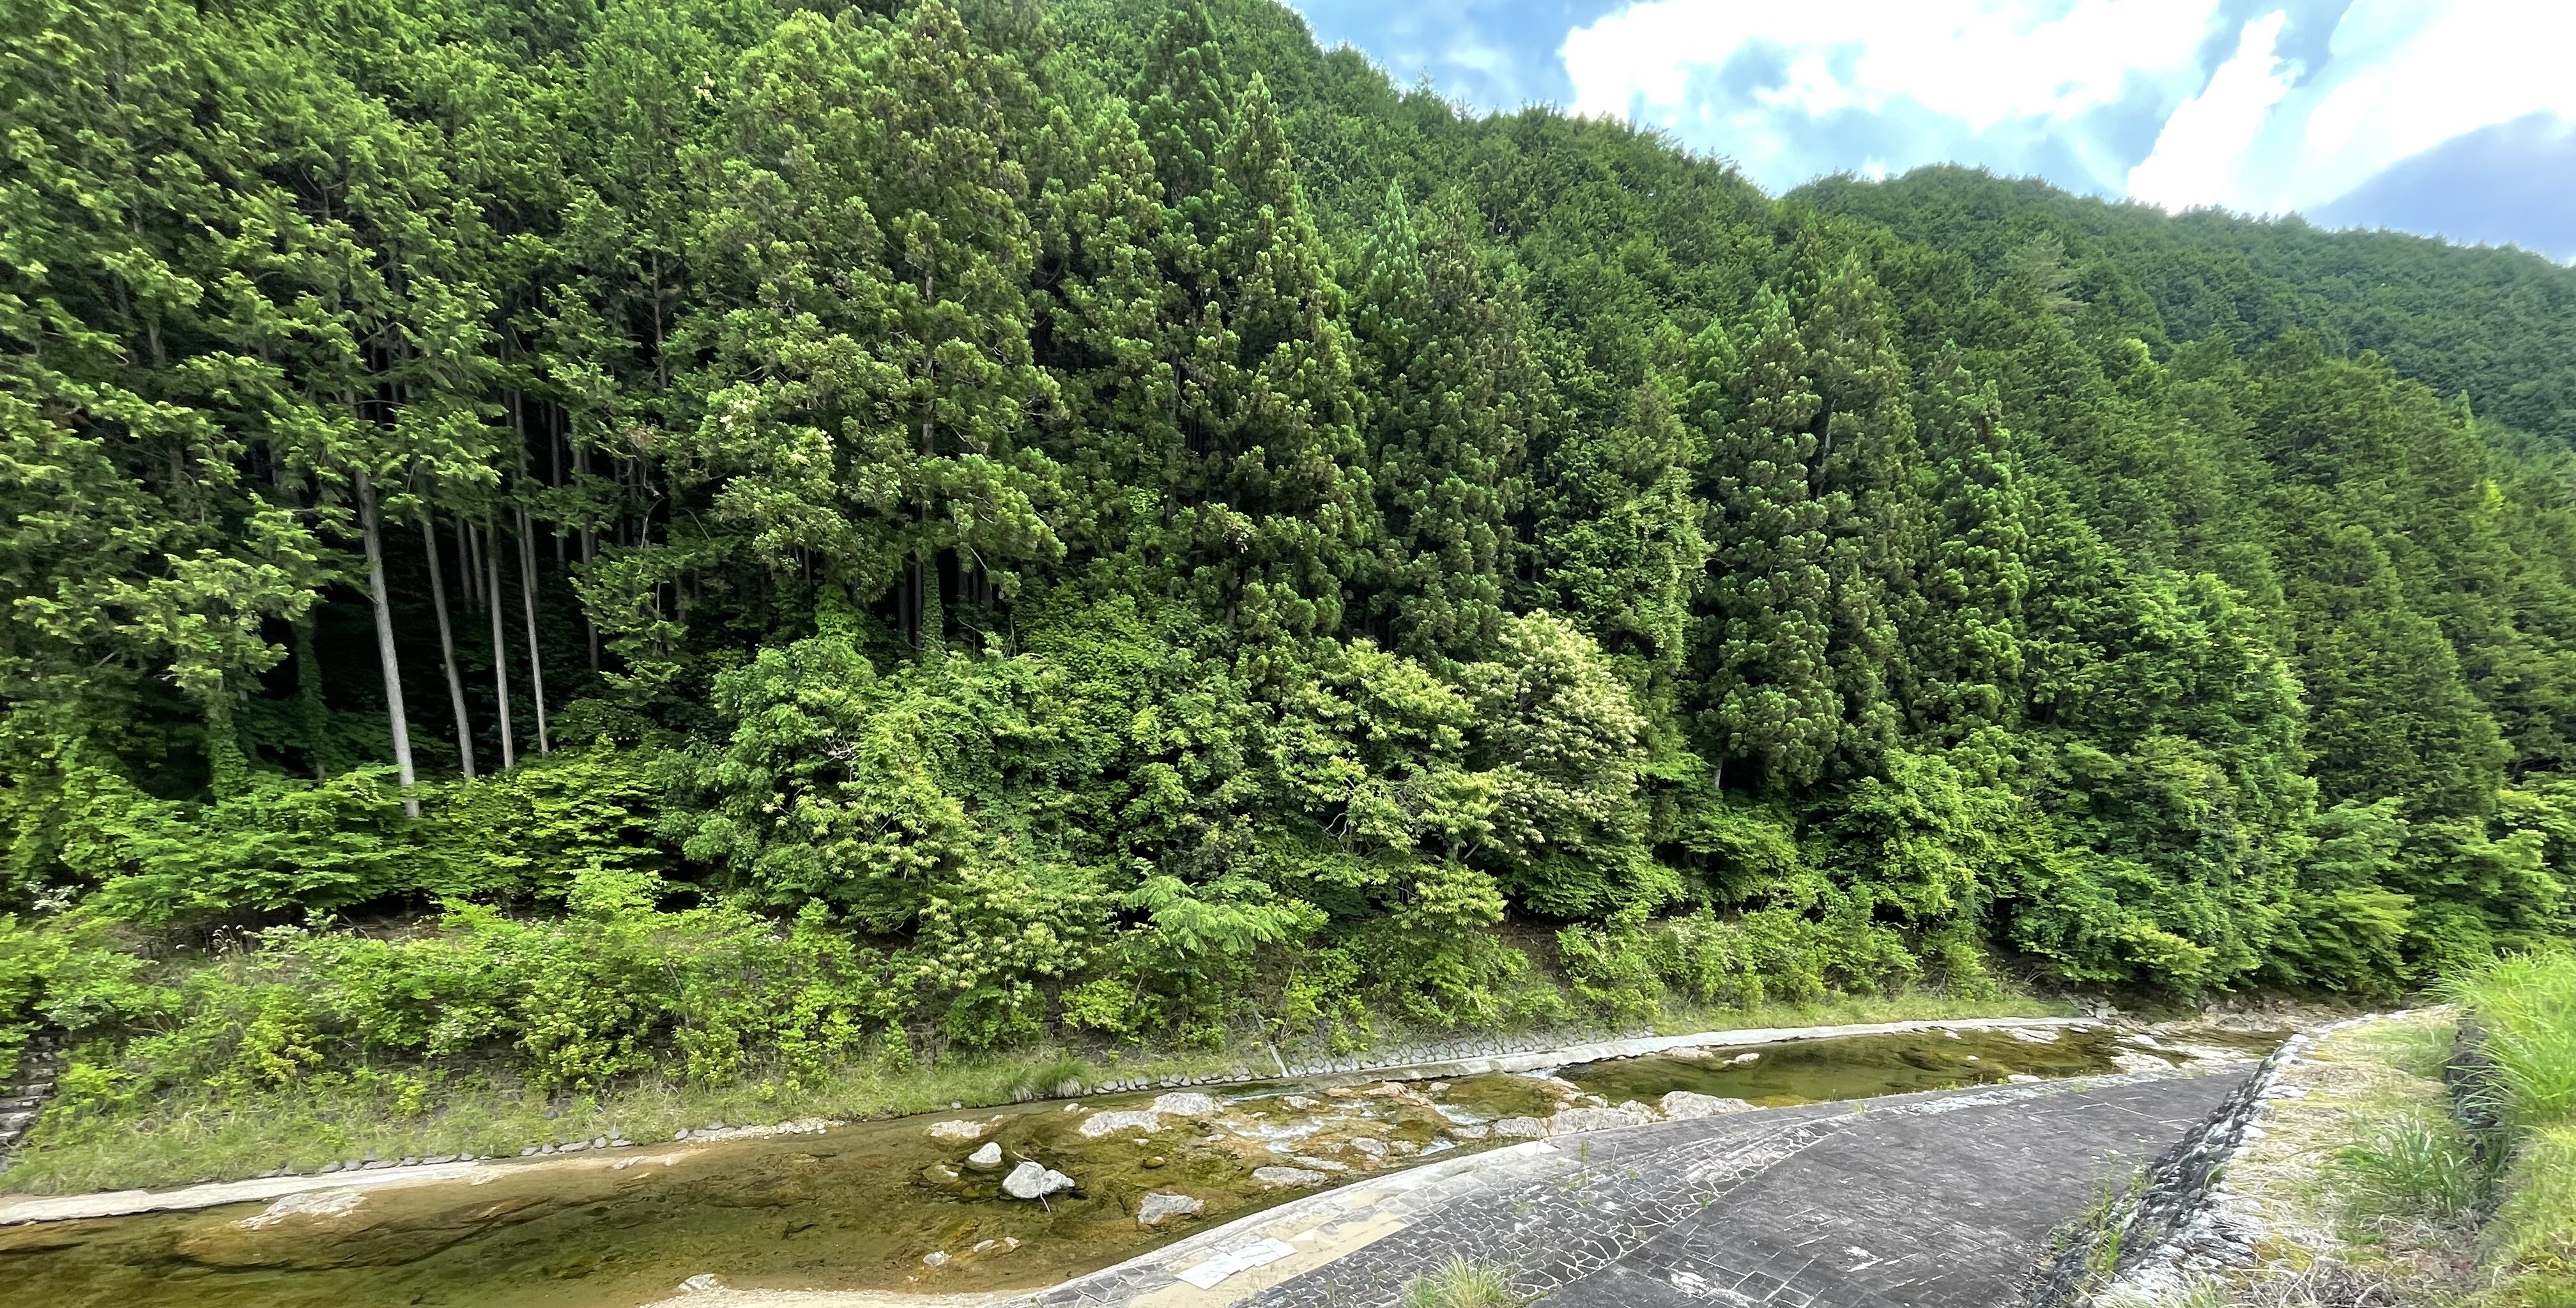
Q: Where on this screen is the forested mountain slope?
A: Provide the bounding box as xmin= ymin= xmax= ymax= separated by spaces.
xmin=3 ymin=0 xmax=2572 ymax=1109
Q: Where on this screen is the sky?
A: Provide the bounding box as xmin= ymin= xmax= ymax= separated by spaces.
xmin=1282 ymin=0 xmax=2576 ymax=261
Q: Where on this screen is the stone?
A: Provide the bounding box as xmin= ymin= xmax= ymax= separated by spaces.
xmin=1546 ymin=1103 xmax=1659 ymax=1135
xmin=1660 ymin=1091 xmax=1756 ymax=1119
xmin=964 ymin=1142 xmax=1005 ymax=1172
xmin=1149 ymin=1092 xmax=1221 ymax=1118
xmin=1252 ymin=1166 xmax=1330 ymax=1188
xmin=678 ymin=1273 xmax=726 ymax=1294
xmin=1142 ymin=1155 xmax=1167 ymax=1168
xmin=1446 ymin=1123 xmax=1491 ymax=1141
xmin=927 ymin=1118 xmax=995 ymax=1144
xmin=1137 ymin=1190 xmax=1208 ymax=1227
xmin=1347 ymin=1137 xmax=1388 ymax=1159
xmin=1282 ymin=1095 xmax=1320 ymax=1111
xmin=1489 ymin=1116 xmax=1547 ymax=1139
xmin=1729 ymin=1051 xmax=1761 ymax=1065
xmin=1001 ymin=1160 xmax=1077 ymax=1199
xmin=921 ymin=1250 xmax=949 ymax=1267
xmin=1287 ymin=1154 xmax=1349 ymax=1173
xmin=1077 ymin=1109 xmax=1165 ymax=1139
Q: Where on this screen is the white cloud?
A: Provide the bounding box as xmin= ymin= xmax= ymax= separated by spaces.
xmin=1556 ymin=0 xmax=2576 ymax=222
xmin=1561 ymin=0 xmax=2227 ymax=190
xmin=2126 ymin=10 xmax=2295 ymax=211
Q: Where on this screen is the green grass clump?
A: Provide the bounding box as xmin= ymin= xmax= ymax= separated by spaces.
xmin=2442 ymin=951 xmax=2576 ymax=1307
xmin=2332 ymin=1112 xmax=2496 ymax=1222
xmin=1400 ymin=1257 xmax=1519 ymax=1308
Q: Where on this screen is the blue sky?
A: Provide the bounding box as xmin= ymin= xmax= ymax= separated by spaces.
xmin=1283 ymin=1 xmax=2576 ymax=261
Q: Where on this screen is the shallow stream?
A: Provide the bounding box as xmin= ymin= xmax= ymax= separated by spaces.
xmin=0 ymin=1023 xmax=2276 ymax=1308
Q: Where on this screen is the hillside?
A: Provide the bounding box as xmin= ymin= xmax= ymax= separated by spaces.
xmin=2 ymin=0 xmax=2572 ymax=1161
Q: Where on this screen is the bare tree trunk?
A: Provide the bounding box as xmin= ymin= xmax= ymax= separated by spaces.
xmin=422 ymin=514 xmax=475 ymax=779
xmin=355 ymin=469 xmax=420 ymax=817
xmin=486 ymin=521 xmax=516 ymax=771
xmin=458 ymin=516 xmax=482 ymax=612
xmin=292 ymin=610 xmax=328 ymax=778
xmin=518 ymin=507 xmax=550 ymax=755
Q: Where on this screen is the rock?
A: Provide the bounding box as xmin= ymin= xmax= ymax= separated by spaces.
xmin=1281 ymin=1095 xmax=1319 ymax=1111
xmin=970 ymin=1236 xmax=1023 ymax=1254
xmin=1545 ymin=1103 xmax=1659 ymax=1135
xmin=926 ymin=1118 xmax=994 ymax=1144
xmin=964 ymin=1142 xmax=1005 ymax=1172
xmin=1149 ymin=1092 xmax=1220 ymax=1118
xmin=1287 ymin=1154 xmax=1349 ymax=1172
xmin=2007 ymin=1073 xmax=2043 ymax=1083
xmin=1141 ymin=1155 xmax=1167 ymax=1169
xmin=2009 ymin=1027 xmax=2062 ymax=1044
xmin=1489 ymin=1116 xmax=1547 ymax=1139
xmin=1077 ymin=1109 xmax=1164 ymax=1139
xmin=1137 ymin=1190 xmax=1207 ymax=1227
xmin=1660 ymin=1091 xmax=1755 ymax=1119
xmin=921 ymin=1250 xmax=950 ymax=1267
xmin=1446 ymin=1123 xmax=1491 ymax=1141
xmin=678 ymin=1273 xmax=726 ymax=1294
xmin=1347 ymin=1137 xmax=1388 ymax=1159
xmin=1252 ymin=1166 xmax=1330 ymax=1188
xmin=1729 ymin=1051 xmax=1761 ymax=1065
xmin=1001 ymin=1160 xmax=1077 ymax=1199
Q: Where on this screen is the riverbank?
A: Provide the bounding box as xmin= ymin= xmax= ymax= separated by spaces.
xmin=1 ymin=990 xmax=2083 ymax=1199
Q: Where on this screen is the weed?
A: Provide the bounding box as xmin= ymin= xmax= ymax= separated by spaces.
xmin=2332 ymin=1111 xmax=2496 ymax=1222
xmin=1399 ymin=1257 xmax=1519 ymax=1308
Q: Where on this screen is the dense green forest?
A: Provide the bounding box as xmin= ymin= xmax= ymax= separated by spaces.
xmin=5 ymin=0 xmax=2576 ymax=1113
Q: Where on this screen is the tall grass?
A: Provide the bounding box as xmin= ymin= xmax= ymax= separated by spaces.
xmin=2442 ymin=950 xmax=2576 ymax=1305
xmin=2441 ymin=950 xmax=2576 ymax=1128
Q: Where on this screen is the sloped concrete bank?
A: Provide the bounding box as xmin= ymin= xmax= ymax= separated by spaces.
xmin=2022 ymin=1011 xmax=2416 ymax=1307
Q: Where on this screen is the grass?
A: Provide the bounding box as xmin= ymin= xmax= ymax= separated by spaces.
xmin=2331 ymin=1111 xmax=2496 ymax=1222
xmin=1399 ymin=1257 xmax=1519 ymax=1308
xmin=1 ymin=985 xmax=2064 ymax=1197
xmin=2445 ymin=951 xmax=2576 ymax=1307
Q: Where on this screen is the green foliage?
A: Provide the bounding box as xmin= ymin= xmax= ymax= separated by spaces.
xmin=3 ymin=0 xmax=2573 ymax=1120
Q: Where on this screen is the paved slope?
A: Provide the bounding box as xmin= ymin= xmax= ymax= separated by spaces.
xmin=1183 ymin=1071 xmax=2250 ymax=1308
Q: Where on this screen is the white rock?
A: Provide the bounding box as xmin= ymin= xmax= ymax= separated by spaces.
xmin=927 ymin=1118 xmax=995 ymax=1143
xmin=1489 ymin=1116 xmax=1547 ymax=1139
xmin=921 ymin=1250 xmax=950 ymax=1267
xmin=1660 ymin=1091 xmax=1755 ymax=1119
xmin=1001 ymin=1160 xmax=1077 ymax=1199
xmin=1347 ymin=1137 xmax=1388 ymax=1159
xmin=1729 ymin=1051 xmax=1761 ymax=1065
xmin=2007 ymin=1073 xmax=2043 ymax=1083
xmin=964 ymin=1142 xmax=1005 ymax=1172
xmin=1546 ymin=1103 xmax=1659 ymax=1135
xmin=1137 ymin=1190 xmax=1208 ymax=1226
xmin=1149 ymin=1092 xmax=1221 ymax=1118
xmin=678 ymin=1273 xmax=726 ymax=1294
xmin=2009 ymin=1027 xmax=2062 ymax=1044
xmin=1077 ymin=1109 xmax=1164 ymax=1139
xmin=1252 ymin=1166 xmax=1329 ymax=1188
xmin=1287 ymin=1154 xmax=1351 ymax=1172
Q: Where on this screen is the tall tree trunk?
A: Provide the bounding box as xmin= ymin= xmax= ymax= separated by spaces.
xmin=518 ymin=507 xmax=550 ymax=755
xmin=292 ymin=610 xmax=329 ymax=778
xmin=458 ymin=516 xmax=482 ymax=612
xmin=200 ymin=679 xmax=249 ymax=798
xmin=486 ymin=521 xmax=516 ymax=771
xmin=422 ymin=515 xmax=476 ymax=779
xmin=355 ymin=469 xmax=420 ymax=817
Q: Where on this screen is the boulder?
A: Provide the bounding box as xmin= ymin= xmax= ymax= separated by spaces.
xmin=963 ymin=1142 xmax=1006 ymax=1172
xmin=1076 ymin=1109 xmax=1164 ymax=1139
xmin=1545 ymin=1102 xmax=1659 ymax=1135
xmin=1488 ymin=1116 xmax=1547 ymax=1139
xmin=1148 ymin=1092 xmax=1221 ymax=1118
xmin=1659 ymin=1091 xmax=1754 ymax=1119
xmin=1136 ymin=1191 xmax=1207 ymax=1227
xmin=927 ymin=1118 xmax=996 ymax=1144
xmin=1001 ymin=1160 xmax=1077 ymax=1199
xmin=1251 ymin=1166 xmax=1329 ymax=1188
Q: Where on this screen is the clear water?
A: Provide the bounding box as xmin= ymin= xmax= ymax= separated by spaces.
xmin=0 ymin=1024 xmax=2276 ymax=1308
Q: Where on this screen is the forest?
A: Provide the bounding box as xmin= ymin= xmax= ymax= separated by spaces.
xmin=5 ymin=0 xmax=2576 ymax=1122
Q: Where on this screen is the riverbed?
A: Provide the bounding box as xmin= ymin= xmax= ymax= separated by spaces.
xmin=0 ymin=1020 xmax=2275 ymax=1308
